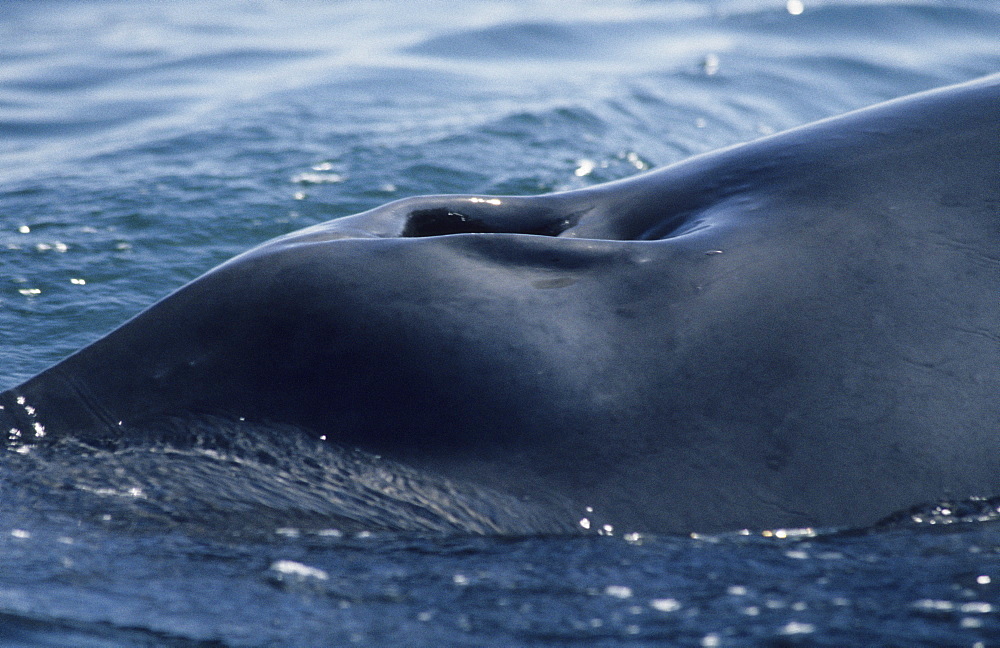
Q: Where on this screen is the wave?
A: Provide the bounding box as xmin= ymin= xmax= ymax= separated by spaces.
xmin=3 ymin=417 xmax=581 ymax=538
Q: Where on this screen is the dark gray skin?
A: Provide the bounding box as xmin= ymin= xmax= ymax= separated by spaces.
xmin=3 ymin=75 xmax=998 ymax=534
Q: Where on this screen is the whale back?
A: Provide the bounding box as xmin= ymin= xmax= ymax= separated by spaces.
xmin=2 ymin=75 xmax=999 ymax=533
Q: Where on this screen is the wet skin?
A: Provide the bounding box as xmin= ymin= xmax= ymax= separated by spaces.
xmin=2 ymin=75 xmax=998 ymax=533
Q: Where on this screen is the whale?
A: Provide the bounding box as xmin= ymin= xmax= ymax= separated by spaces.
xmin=2 ymin=74 xmax=998 ymax=534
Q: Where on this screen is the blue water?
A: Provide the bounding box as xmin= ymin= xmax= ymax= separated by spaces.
xmin=2 ymin=0 xmax=1000 ymax=645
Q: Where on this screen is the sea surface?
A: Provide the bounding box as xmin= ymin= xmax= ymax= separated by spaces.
xmin=2 ymin=0 xmax=1000 ymax=645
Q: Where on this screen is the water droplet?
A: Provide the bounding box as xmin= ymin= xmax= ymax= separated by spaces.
xmin=702 ymin=53 xmax=720 ymax=75
xmin=605 ymin=585 xmax=632 ymax=599
xmin=650 ymin=598 xmax=681 ymax=612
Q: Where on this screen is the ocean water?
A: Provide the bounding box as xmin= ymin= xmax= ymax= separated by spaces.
xmin=1 ymin=0 xmax=999 ymax=645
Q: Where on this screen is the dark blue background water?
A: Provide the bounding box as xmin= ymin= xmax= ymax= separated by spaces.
xmin=2 ymin=1 xmax=1000 ymax=645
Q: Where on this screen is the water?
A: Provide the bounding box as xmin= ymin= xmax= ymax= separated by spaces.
xmin=2 ymin=0 xmax=1000 ymax=645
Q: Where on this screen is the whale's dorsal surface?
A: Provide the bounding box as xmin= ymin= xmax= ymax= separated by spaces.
xmin=3 ymin=74 xmax=998 ymax=534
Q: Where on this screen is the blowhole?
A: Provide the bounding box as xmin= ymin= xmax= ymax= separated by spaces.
xmin=402 ymin=209 xmax=488 ymax=237
xmin=401 ymin=207 xmax=576 ymax=238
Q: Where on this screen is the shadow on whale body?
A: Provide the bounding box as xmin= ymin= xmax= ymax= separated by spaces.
xmin=2 ymin=75 xmax=998 ymax=535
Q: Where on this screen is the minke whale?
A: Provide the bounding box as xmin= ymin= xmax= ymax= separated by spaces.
xmin=2 ymin=75 xmax=998 ymax=534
